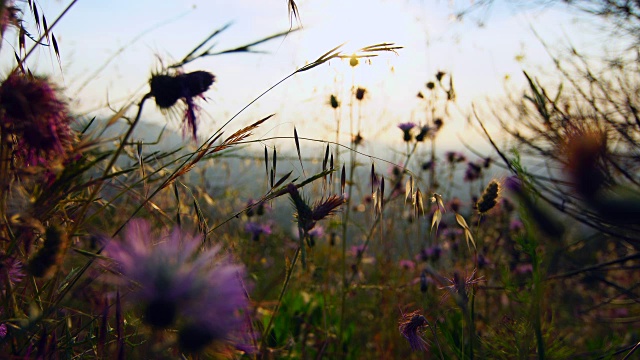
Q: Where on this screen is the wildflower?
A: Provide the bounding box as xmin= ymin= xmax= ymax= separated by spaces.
xmin=510 ymin=219 xmax=524 ymax=232
xmin=350 ymin=244 xmax=366 ymax=258
xmin=352 ymin=131 xmax=363 ymax=145
xmin=103 ymin=219 xmax=248 ymax=352
xmin=149 ymin=70 xmax=215 ymax=140
xmin=463 ymin=161 xmax=482 ymax=182
xmin=0 ymin=74 xmax=73 ymax=166
xmin=397 ymin=122 xmax=416 ymax=142
xmin=398 ymin=310 xmax=429 ymax=351
xmin=514 ymin=263 xmax=533 ymax=275
xmin=355 ymin=87 xmax=366 ymax=101
xmin=476 ymin=180 xmax=501 ymax=214
xmin=426 ymin=81 xmax=435 ymax=90
xmin=0 ymin=323 xmax=6 ymax=339
xmin=421 ymin=160 xmax=434 ymax=171
xmin=417 ymin=91 xmax=425 ymax=98
xmin=435 ymin=71 xmax=445 ymax=81
xmin=448 ymin=197 xmax=462 ymax=213
xmin=415 ymin=125 xmax=431 ymax=142
xmin=445 ymin=151 xmax=466 ymax=164
xmin=329 ymin=94 xmax=340 ymax=109
xmin=244 ymin=222 xmax=272 ymax=241
xmin=433 ymin=118 xmax=443 ymax=130
xmin=0 ymin=254 xmax=23 ymax=289
xmin=399 ymin=259 xmax=415 ymax=270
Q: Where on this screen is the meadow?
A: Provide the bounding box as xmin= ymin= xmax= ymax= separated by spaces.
xmin=1 ymin=1 xmax=639 ymax=359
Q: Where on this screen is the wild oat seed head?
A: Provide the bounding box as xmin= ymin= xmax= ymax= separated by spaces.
xmin=355 ymin=87 xmax=367 ymax=101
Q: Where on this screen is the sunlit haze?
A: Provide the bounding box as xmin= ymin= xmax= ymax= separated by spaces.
xmin=5 ymin=0 xmax=622 ymax=156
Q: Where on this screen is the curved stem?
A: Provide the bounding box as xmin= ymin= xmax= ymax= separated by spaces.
xmin=259 ymin=246 xmax=301 ymax=358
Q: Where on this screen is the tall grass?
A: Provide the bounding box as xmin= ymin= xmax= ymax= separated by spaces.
xmin=1 ymin=1 xmax=639 ymax=359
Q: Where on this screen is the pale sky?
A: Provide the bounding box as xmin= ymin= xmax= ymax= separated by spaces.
xmin=4 ymin=0 xmax=623 ymax=157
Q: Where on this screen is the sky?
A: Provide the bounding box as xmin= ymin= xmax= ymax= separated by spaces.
xmin=4 ymin=0 xmax=625 ymax=158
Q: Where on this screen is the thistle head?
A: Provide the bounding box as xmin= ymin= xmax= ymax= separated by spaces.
xmin=0 ymin=74 xmax=73 ymax=167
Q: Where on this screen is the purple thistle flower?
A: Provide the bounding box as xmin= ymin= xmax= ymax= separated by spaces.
xmin=397 ymin=122 xmax=416 ymax=132
xmin=350 ymin=244 xmax=366 ymax=258
xmin=463 ymin=161 xmax=482 ymax=182
xmin=0 ymin=255 xmax=24 ymax=289
xmin=397 ymin=122 xmax=416 ymax=142
xmin=103 ymin=219 xmax=248 ymax=352
xmin=149 ymin=71 xmax=215 ymax=140
xmin=0 ymin=74 xmax=73 ymax=167
xmin=244 ymin=222 xmax=272 ymax=241
xmin=0 ymin=323 xmax=6 ymax=339
xmin=398 ymin=310 xmax=429 ymax=351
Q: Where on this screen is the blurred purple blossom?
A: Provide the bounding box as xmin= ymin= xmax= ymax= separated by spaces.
xmin=399 ymin=259 xmax=415 ymax=270
xmin=308 ymin=226 xmax=325 ymax=239
xmin=510 ymin=219 xmax=524 ymax=232
xmin=103 ymin=219 xmax=248 ymax=352
xmin=397 ymin=122 xmax=416 ymax=132
xmin=245 ymin=222 xmax=272 ymax=241
xmin=445 ymin=151 xmax=466 ymax=164
xmin=0 ymin=74 xmax=73 ymax=166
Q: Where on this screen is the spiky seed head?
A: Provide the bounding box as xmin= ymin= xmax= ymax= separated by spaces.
xmin=476 ymin=180 xmax=501 ymax=214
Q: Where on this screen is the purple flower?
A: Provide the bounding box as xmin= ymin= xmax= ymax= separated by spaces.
xmin=0 ymin=74 xmax=73 ymax=166
xmin=149 ymin=71 xmax=215 ymax=140
xmin=399 ymin=259 xmax=415 ymax=270
xmin=103 ymin=219 xmax=248 ymax=352
xmin=514 ymin=263 xmax=533 ymax=275
xmin=308 ymin=226 xmax=325 ymax=239
xmin=0 ymin=323 xmax=6 ymax=339
xmin=398 ymin=310 xmax=429 ymax=351
xmin=397 ymin=122 xmax=416 ymax=132
xmin=0 ymin=255 xmax=23 ymax=289
xmin=350 ymin=244 xmax=367 ymax=258
xmin=245 ymin=222 xmax=272 ymax=241
xmin=397 ymin=122 xmax=416 ymax=142
xmin=445 ymin=151 xmax=466 ymax=164
xmin=510 ymin=219 xmax=524 ymax=232
xmin=463 ymin=161 xmax=482 ymax=182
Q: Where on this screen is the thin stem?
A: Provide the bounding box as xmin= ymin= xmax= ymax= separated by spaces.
xmin=259 ymin=246 xmax=301 ymax=358
xmin=13 ymin=0 xmax=80 ymax=73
